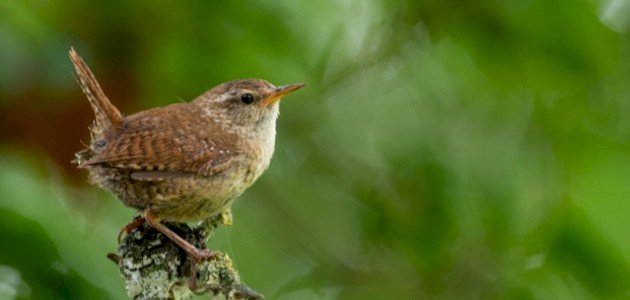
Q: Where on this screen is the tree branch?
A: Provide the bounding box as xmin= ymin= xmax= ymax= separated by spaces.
xmin=108 ymin=212 xmax=263 ymax=300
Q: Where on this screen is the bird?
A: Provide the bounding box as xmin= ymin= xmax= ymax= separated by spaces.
xmin=69 ymin=48 xmax=304 ymax=287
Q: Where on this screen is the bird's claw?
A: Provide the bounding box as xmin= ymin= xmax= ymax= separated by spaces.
xmin=189 ymin=249 xmax=217 ymax=290
xmin=117 ymin=216 xmax=146 ymax=243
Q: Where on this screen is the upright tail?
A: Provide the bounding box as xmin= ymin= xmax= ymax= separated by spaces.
xmin=69 ymin=47 xmax=123 ymax=141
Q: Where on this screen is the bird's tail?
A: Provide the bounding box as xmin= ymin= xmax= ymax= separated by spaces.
xmin=69 ymin=47 xmax=123 ymax=141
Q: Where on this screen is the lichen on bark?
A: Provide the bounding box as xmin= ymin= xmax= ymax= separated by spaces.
xmin=108 ymin=211 xmax=263 ymax=300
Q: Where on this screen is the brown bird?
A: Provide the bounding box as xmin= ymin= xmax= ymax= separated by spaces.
xmin=69 ymin=48 xmax=304 ymax=286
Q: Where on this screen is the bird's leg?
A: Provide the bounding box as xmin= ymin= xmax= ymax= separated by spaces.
xmin=117 ymin=216 xmax=146 ymax=243
xmin=144 ymin=210 xmax=216 ymax=290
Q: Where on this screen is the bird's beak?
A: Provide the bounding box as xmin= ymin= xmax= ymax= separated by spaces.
xmin=262 ymin=83 xmax=305 ymax=106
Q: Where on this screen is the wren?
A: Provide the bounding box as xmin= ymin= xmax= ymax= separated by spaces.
xmin=69 ymin=48 xmax=303 ymax=286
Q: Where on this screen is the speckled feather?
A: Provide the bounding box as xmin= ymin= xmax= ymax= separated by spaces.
xmin=81 ymin=103 xmax=239 ymax=177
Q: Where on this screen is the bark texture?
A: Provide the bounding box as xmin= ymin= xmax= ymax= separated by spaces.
xmin=108 ymin=211 xmax=263 ymax=300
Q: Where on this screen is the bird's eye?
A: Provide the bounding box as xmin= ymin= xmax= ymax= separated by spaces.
xmin=241 ymin=93 xmax=254 ymax=104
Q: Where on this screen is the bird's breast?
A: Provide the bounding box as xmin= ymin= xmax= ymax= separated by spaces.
xmin=241 ymin=130 xmax=276 ymax=187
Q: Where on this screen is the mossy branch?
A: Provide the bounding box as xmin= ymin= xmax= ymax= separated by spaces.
xmin=107 ymin=211 xmax=263 ymax=300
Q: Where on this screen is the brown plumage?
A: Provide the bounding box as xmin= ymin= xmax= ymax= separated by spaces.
xmin=69 ymin=50 xmax=122 ymax=141
xmin=69 ymin=48 xmax=304 ymax=288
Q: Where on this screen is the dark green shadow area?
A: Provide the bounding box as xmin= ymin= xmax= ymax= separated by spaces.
xmin=0 ymin=209 xmax=110 ymax=300
xmin=548 ymin=207 xmax=630 ymax=298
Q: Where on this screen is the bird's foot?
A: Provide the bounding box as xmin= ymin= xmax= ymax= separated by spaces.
xmin=117 ymin=216 xmax=146 ymax=243
xmin=188 ymin=248 xmax=218 ymax=290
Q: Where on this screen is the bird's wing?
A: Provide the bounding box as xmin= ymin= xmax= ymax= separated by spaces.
xmin=81 ymin=105 xmax=238 ymax=179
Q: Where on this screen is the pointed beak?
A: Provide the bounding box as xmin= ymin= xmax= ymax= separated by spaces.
xmin=262 ymin=83 xmax=305 ymax=106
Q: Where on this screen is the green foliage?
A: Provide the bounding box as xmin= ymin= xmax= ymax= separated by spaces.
xmin=1 ymin=0 xmax=630 ymax=299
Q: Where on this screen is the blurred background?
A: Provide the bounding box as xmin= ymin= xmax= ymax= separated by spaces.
xmin=1 ymin=0 xmax=630 ymax=299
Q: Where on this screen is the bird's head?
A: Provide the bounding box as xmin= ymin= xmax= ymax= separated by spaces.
xmin=196 ymin=79 xmax=304 ymax=134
